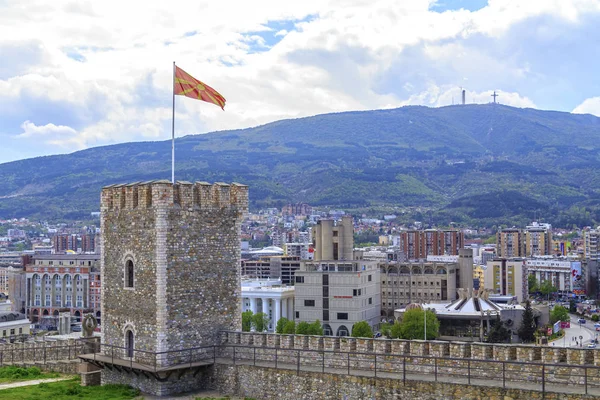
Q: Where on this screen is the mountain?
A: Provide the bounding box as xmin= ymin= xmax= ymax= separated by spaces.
xmin=2 ymin=103 xmax=600 ymax=227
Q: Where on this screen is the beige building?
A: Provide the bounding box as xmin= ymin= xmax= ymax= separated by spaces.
xmin=294 ymin=260 xmax=380 ymax=336
xmin=483 ymin=259 xmax=527 ymax=302
xmin=311 ymin=216 xmax=353 ymax=261
xmin=380 ymin=261 xmax=457 ymax=320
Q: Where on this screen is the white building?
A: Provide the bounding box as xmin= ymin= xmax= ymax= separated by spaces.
xmin=241 ymin=279 xmax=295 ymax=332
xmin=525 ymin=258 xmax=572 ymax=292
xmin=0 ymin=296 xmax=30 ymax=339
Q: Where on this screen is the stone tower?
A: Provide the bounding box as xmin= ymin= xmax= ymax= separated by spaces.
xmin=99 ymin=180 xmax=247 ymax=392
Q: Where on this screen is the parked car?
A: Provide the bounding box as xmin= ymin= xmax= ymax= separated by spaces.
xmin=578 ymin=318 xmax=587 ymax=324
xmin=588 ymin=343 xmax=597 ymax=349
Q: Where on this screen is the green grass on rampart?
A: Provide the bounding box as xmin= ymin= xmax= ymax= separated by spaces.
xmin=0 ymin=366 xmax=60 ymax=383
xmin=0 ymin=377 xmax=139 ymax=399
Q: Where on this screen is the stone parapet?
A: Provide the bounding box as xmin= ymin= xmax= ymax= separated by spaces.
xmin=101 ymin=181 xmax=249 ymax=215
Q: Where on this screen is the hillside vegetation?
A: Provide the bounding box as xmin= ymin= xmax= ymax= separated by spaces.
xmin=1 ymin=104 xmax=600 ymax=227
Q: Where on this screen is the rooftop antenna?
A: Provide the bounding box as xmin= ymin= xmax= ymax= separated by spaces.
xmin=491 ymin=91 xmax=499 ymax=104
xmin=461 ymin=88 xmax=466 ymax=105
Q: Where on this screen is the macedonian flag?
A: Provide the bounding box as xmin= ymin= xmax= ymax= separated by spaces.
xmin=174 ymin=66 xmax=226 ymax=110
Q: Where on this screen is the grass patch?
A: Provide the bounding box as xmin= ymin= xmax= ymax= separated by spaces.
xmin=0 ymin=366 xmax=60 ymax=383
xmin=0 ymin=377 xmax=139 ymax=399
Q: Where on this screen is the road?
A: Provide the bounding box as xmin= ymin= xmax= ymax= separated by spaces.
xmin=552 ymin=315 xmax=597 ymax=348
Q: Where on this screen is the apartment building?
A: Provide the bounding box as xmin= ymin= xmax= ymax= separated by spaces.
xmin=497 ymin=223 xmax=552 ymax=258
xmin=483 ymin=258 xmax=527 ymax=302
xmin=395 ymin=230 xmax=465 ymax=259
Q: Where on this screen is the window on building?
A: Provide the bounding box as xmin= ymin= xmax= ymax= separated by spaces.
xmin=295 ymin=311 xmax=299 ymax=319
xmin=10 ymin=329 xmax=14 ymax=335
xmin=337 ymin=313 xmax=348 ymax=320
xmin=369 ymin=297 xmax=372 ymax=305
xmin=35 ymin=294 xmax=40 ymax=306
xmin=55 ymin=295 xmax=61 ymax=306
xmin=323 ymin=298 xmax=329 ymax=308
xmin=2 ymin=330 xmax=5 ymax=337
xmin=125 ymin=260 xmax=134 ymax=288
xmin=368 ymin=275 xmax=372 ymax=282
xmin=76 ymin=295 xmax=83 ymax=308
xmin=323 ymin=286 xmax=329 ymax=297
xmin=45 ymin=294 xmax=51 ymax=306
xmin=66 ymin=295 xmax=72 ymax=307
xmin=18 ymin=328 xmax=22 ymax=334
xmin=323 ymin=310 xmax=329 ymax=321
xmin=295 ymin=276 xmax=304 ymax=284
xmin=323 ymin=274 xmax=329 ymax=286
xmin=304 ymin=300 xmax=315 ymax=307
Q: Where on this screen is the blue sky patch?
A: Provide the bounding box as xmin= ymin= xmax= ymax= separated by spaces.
xmin=430 ymin=0 xmax=488 ymax=12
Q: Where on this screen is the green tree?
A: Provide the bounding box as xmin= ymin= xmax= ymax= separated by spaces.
xmin=380 ymin=323 xmax=392 ymax=339
xmin=539 ymin=280 xmax=557 ymax=300
xmin=399 ymin=309 xmax=439 ymax=340
xmin=550 ymin=306 xmax=569 ymax=324
xmin=276 ymin=317 xmax=290 ymax=334
xmin=282 ymin=320 xmax=296 ymax=334
xmin=351 ymin=321 xmax=373 ymax=338
xmin=242 ymin=310 xmax=253 ymax=332
xmin=296 ymin=321 xmax=310 ymax=335
xmin=569 ymin=300 xmax=577 ymax=313
xmin=528 ymin=274 xmax=538 ymax=294
xmin=390 ymin=321 xmax=403 ymax=339
xmin=251 ymin=312 xmax=270 ymax=332
xmin=518 ymin=300 xmax=537 ymax=343
xmin=487 ymin=314 xmax=511 ymax=343
xmin=307 ymin=320 xmax=324 ymax=335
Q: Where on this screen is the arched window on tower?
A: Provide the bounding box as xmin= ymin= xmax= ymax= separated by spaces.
xmin=126 ymin=330 xmax=134 ymax=358
xmin=125 ymin=260 xmax=134 ymax=288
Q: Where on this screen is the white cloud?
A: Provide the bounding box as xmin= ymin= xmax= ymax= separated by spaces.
xmin=573 ymin=97 xmax=600 ymax=117
xmin=0 ymin=0 xmax=599 ymax=162
xmin=18 ymin=120 xmax=77 ymax=139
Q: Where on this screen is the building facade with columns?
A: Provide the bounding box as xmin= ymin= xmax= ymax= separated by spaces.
xmin=241 ymin=279 xmax=295 ymax=332
xmin=24 ymin=254 xmax=99 ymax=328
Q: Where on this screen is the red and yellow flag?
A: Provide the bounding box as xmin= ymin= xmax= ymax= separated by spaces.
xmin=174 ymin=66 xmax=226 ymax=110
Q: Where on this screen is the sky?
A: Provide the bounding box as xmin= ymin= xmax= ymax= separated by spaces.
xmin=1 ymin=0 xmax=600 ymax=163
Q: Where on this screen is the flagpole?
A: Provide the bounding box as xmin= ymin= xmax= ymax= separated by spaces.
xmin=171 ymin=61 xmax=176 ymax=185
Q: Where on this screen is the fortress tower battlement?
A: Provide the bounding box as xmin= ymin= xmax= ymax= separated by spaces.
xmin=101 ymin=180 xmax=248 ymax=214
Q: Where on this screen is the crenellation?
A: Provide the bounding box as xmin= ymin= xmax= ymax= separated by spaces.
xmin=101 ymin=181 xmax=249 ymax=213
